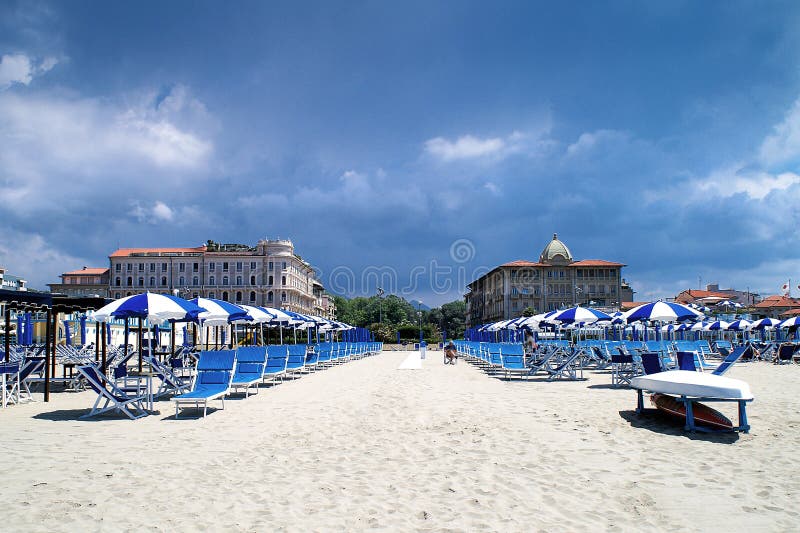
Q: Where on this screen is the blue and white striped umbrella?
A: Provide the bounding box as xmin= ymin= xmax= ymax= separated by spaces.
xmin=191 ymin=297 xmax=252 ymax=326
xmin=690 ymin=321 xmax=709 ymax=331
xmin=778 ymin=316 xmax=800 ymax=328
xmin=93 ymin=292 xmax=206 ymax=325
xmin=623 ymin=301 xmax=702 ymax=324
xmin=239 ymin=305 xmax=275 ymax=324
xmin=705 ymin=320 xmax=730 ymax=331
xmin=751 ymin=318 xmax=780 ymax=329
xmin=550 ymin=306 xmax=612 ymax=325
xmin=716 ymin=300 xmax=743 ymax=309
xmin=726 ymin=319 xmax=752 ymax=331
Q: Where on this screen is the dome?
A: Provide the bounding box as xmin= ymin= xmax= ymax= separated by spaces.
xmin=539 ymin=233 xmax=573 ymax=264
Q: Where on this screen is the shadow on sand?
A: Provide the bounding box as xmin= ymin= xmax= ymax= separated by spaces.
xmin=619 ymin=409 xmax=740 ymax=443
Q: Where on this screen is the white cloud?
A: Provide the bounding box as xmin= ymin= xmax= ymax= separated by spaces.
xmin=694 ymin=165 xmax=800 ymax=200
xmin=0 ymin=53 xmax=58 ymax=89
xmin=759 ymin=96 xmax=800 ymax=167
xmin=0 ymin=230 xmax=92 ymax=290
xmin=565 ymin=129 xmax=629 ymax=157
xmin=483 ymin=181 xmax=501 ymax=196
xmin=425 ymin=134 xmax=505 ymax=161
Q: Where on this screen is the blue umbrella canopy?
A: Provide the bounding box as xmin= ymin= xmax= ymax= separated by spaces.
xmin=726 ymin=319 xmax=752 ymax=331
xmin=93 ymin=292 xmax=206 ymax=325
xmin=778 ymin=316 xmax=800 ymax=328
xmin=191 ymin=297 xmax=252 ymax=325
xmin=550 ymin=306 xmax=612 ymax=325
xmin=751 ymin=317 xmax=780 ymax=329
xmin=623 ymin=301 xmax=702 ymax=324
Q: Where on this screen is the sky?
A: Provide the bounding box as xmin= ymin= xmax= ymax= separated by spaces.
xmin=2 ymin=1 xmax=800 ymax=306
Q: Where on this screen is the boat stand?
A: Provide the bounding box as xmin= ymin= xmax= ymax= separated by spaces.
xmin=635 ymin=389 xmax=752 ymax=433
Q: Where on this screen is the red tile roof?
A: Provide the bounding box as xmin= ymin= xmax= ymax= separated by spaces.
xmin=780 ymin=308 xmax=800 ymax=316
xmin=110 ymin=246 xmax=207 ymax=257
xmin=754 ymin=295 xmax=800 ymax=309
xmin=63 ymin=267 xmax=108 ymax=275
xmin=621 ymin=301 xmax=649 ymax=311
xmin=569 ymin=259 xmax=626 ymax=267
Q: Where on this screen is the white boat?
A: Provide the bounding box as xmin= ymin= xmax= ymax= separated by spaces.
xmin=630 ymin=370 xmax=753 ymax=400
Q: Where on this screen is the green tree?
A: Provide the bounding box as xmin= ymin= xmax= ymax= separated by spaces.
xmin=522 ymin=306 xmax=536 ymax=317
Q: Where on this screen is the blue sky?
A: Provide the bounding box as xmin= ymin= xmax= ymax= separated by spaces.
xmin=2 ymin=1 xmax=800 ymax=306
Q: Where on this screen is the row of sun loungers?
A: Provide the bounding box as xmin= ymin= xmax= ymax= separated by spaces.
xmin=74 ymin=342 xmax=383 ymax=420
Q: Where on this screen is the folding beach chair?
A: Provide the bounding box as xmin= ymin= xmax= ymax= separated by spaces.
xmin=263 ymin=345 xmax=289 ymax=382
xmin=500 ymin=344 xmax=527 ymax=380
xmin=545 ymin=348 xmax=584 ymax=381
xmin=611 ymin=352 xmax=637 ymax=388
xmin=774 ymin=343 xmax=797 ymax=365
xmin=711 ymin=345 xmax=752 ymax=376
xmin=144 ymin=355 xmax=192 ymax=398
xmin=677 ymin=351 xmax=698 ymax=372
xmin=77 ymin=364 xmax=148 ymax=420
xmin=14 ymin=357 xmax=46 ymax=402
xmin=640 ymin=353 xmax=664 ymax=375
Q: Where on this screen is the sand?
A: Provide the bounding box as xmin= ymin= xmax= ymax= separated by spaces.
xmin=1 ymin=351 xmax=799 ymax=532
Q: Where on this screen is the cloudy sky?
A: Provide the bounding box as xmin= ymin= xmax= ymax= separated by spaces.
xmin=2 ymin=1 xmax=800 ymax=306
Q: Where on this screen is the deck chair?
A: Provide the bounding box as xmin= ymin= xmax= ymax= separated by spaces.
xmin=304 ymin=346 xmax=320 ymax=371
xmin=172 ymin=350 xmax=236 ymax=418
xmin=231 ymin=346 xmax=268 ymax=396
xmin=774 ymin=343 xmax=797 ymax=365
xmin=1 ymin=362 xmax=20 ymax=407
xmin=545 ymin=348 xmax=583 ymax=381
xmin=144 ymin=355 xmax=191 ymax=398
xmin=677 ymin=351 xmax=698 ymax=372
xmin=500 ymin=344 xmax=527 ymax=380
xmin=711 ymin=345 xmax=752 ymax=376
xmin=77 ymin=364 xmax=148 ymax=420
xmin=285 ymin=344 xmax=307 ymax=375
xmin=611 ymin=353 xmax=637 ymax=387
xmin=263 ymin=345 xmax=289 ymax=382
xmin=640 ymin=353 xmax=664 ymax=375
xmin=14 ymin=357 xmax=46 ymax=402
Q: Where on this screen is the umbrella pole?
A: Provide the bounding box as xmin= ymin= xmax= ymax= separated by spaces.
xmin=138 ymin=318 xmax=143 ymax=372
xmin=280 ymin=326 xmax=283 ymax=345
xmin=44 ymin=308 xmax=51 ymax=402
xmin=171 ymin=323 xmax=176 ymax=358
xmin=95 ymin=322 xmax=100 ymax=362
xmin=101 ymin=319 xmax=107 ymax=374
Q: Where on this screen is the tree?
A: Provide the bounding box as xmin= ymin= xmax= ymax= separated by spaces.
xmin=522 ymin=306 xmax=536 ymax=317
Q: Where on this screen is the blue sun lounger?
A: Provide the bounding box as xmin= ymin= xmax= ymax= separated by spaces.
xmin=263 ymin=345 xmax=289 ymax=382
xmin=500 ymin=344 xmax=528 ymax=380
xmin=231 ymin=346 xmax=268 ymax=396
xmin=712 ymin=345 xmax=753 ymax=376
xmin=172 ymin=350 xmax=236 ymax=418
xmin=285 ymin=344 xmax=307 ymax=375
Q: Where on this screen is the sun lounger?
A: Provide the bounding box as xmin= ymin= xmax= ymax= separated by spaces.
xmin=499 ymin=344 xmax=527 ymax=380
xmin=172 ymin=350 xmax=236 ymax=418
xmin=677 ymin=351 xmax=698 ymax=371
xmin=285 ymin=344 xmax=308 ymax=375
xmin=710 ymin=345 xmax=752 ymax=376
xmin=611 ymin=353 xmax=637 ymax=387
xmin=640 ymin=353 xmax=664 ymax=375
xmin=263 ymin=345 xmax=289 ymax=382
xmin=545 ymin=348 xmax=584 ymax=381
xmin=774 ymin=343 xmax=797 ymax=365
xmin=231 ymin=346 xmax=268 ymax=396
xmin=77 ymin=364 xmax=148 ymax=419
xmin=144 ymin=355 xmax=191 ymax=398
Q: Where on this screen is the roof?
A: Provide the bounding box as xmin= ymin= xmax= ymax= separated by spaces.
xmin=64 ymin=267 xmax=109 ymax=276
xmin=621 ymin=301 xmax=649 ymax=311
xmin=110 ymin=246 xmax=207 ymax=257
xmin=500 ymin=260 xmax=545 ymax=267
xmin=678 ymin=289 xmax=731 ymax=299
xmin=569 ymin=259 xmax=626 ymax=267
xmin=539 ymin=233 xmax=573 ymax=264
xmin=753 ymin=295 xmax=800 ymax=309
xmin=780 ymin=308 xmax=800 ymax=317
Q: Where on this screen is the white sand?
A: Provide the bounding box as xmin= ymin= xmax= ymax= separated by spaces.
xmin=2 ymin=351 xmax=799 ymax=532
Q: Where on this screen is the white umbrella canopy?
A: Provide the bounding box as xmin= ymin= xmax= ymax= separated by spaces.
xmin=725 ymin=319 xmax=752 ymax=331
xmin=549 ymin=306 xmax=612 ymax=325
xmin=93 ymin=292 xmax=206 ymax=325
xmin=191 ymin=297 xmax=252 ymax=326
xmin=704 ymin=320 xmax=730 ymax=331
xmin=238 ymin=305 xmax=275 ymax=324
xmin=623 ymin=301 xmax=703 ymax=324
xmin=751 ymin=318 xmax=780 ymax=329
xmin=778 ymin=316 xmax=800 ymax=328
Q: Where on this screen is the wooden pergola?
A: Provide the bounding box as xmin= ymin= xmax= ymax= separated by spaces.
xmin=0 ymin=289 xmax=109 ymax=402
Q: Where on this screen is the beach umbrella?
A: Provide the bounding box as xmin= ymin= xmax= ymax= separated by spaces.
xmin=726 ymin=319 xmax=752 ymax=331
xmin=778 ymin=316 xmax=800 ymax=328
xmin=623 ymin=301 xmax=702 ymax=324
xmin=93 ymin=292 xmax=206 ymax=325
xmin=191 ymin=297 xmax=252 ymax=326
xmin=751 ymin=318 xmax=780 ymax=329
xmin=704 ymin=320 xmax=730 ymax=331
xmin=64 ymin=320 xmax=72 ymax=346
xmin=550 ymin=306 xmax=612 ymax=325
xmin=689 ymin=321 xmax=708 ymax=331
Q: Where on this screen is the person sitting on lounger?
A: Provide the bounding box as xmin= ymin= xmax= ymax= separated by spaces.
xmin=444 ymin=341 xmax=457 ymax=364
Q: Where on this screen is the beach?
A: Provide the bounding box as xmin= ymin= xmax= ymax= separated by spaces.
xmin=1 ymin=351 xmax=799 ymax=532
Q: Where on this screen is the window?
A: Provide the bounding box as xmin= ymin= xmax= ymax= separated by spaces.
xmin=268 ymin=275 xmax=273 ymax=285
xmin=138 ymin=263 xmax=144 ymax=272
xmin=149 ymin=277 xmax=155 ymax=286
xmin=127 ymin=276 xmax=133 ymax=286
xmin=193 ymin=276 xmax=199 ymax=286
xmin=161 ymin=263 xmax=167 ymax=272
xmin=209 ymin=292 xmax=215 ymax=299
xmin=268 ymin=261 xmax=273 ymax=270
xmin=209 ymin=262 xmax=215 ymax=272
xmin=236 ymin=276 xmax=242 ymax=285
xmin=209 ymin=276 xmax=215 ymax=285
xmin=179 ymin=263 xmax=185 ymax=272
xmin=281 ymin=291 xmax=287 ymax=302
xmin=223 ymin=276 xmax=229 ymax=285
xmin=115 ymin=292 xmax=121 ymax=299
xmin=250 ymin=275 xmax=256 ymax=285
xmin=222 ymin=291 xmax=229 ymax=301
xmin=138 ymin=277 xmax=144 ymax=287
xmin=281 ymin=275 xmax=286 ymax=285
xmin=179 ymin=276 xmax=185 ymax=286
xmin=222 ymin=262 xmax=229 ymax=272
xmin=236 ymin=262 xmax=243 ymax=272
xmin=267 ymin=291 xmax=273 ymax=302
xmin=282 ymin=261 xmax=287 ymax=270
xmin=161 ymin=276 xmax=167 ymax=286
xmin=115 ymin=264 xmax=121 ymax=272
xmin=193 ymin=262 xmax=199 ymax=272
xmin=192 ymin=292 xmax=198 ymax=299
xmin=250 ymin=262 xmax=256 ymax=270
xmin=149 ymin=263 xmax=155 ymax=272
xmin=249 ymin=291 xmax=256 ymax=302
xmin=235 ymin=291 xmax=242 ymax=302
xmin=127 ymin=263 xmax=132 ymax=272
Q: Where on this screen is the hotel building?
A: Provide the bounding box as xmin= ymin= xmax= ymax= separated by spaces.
xmin=105 ymin=239 xmax=335 ymax=318
xmin=465 ymin=234 xmax=626 ymax=327
xmin=48 ymin=267 xmax=110 ymax=297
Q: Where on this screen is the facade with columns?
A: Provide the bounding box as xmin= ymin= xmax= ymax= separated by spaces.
xmin=106 ymin=239 xmax=335 ymax=318
xmin=465 ymin=234 xmax=626 ymax=328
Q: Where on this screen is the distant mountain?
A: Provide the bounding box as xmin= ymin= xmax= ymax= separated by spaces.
xmin=409 ymin=299 xmax=431 ymax=311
